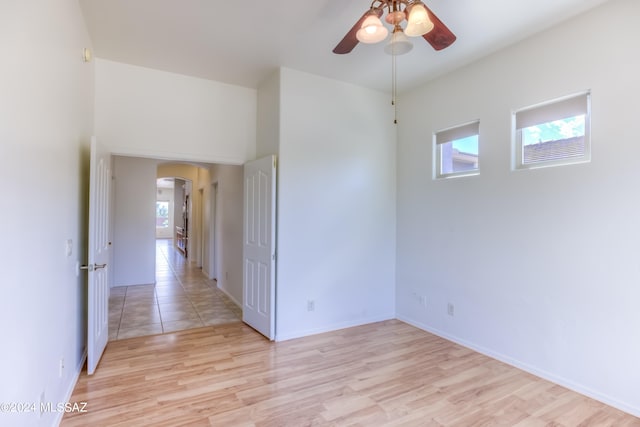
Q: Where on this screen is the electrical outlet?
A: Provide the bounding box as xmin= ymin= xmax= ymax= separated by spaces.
xmin=447 ymin=303 xmax=455 ymax=316
xmin=412 ymin=292 xmax=427 ymax=308
xmin=59 ymin=357 xmax=65 ymax=378
xmin=307 ymin=300 xmax=315 ymax=312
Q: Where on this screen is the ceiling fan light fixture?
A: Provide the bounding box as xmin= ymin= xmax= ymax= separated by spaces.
xmin=384 ymin=28 xmax=413 ymax=55
xmin=356 ymin=12 xmax=388 ymax=43
xmin=405 ymin=2 xmax=434 ymax=37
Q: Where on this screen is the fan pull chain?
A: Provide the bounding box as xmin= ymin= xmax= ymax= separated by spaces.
xmin=391 ymin=53 xmax=397 ymax=124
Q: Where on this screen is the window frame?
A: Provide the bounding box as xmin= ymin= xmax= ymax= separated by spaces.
xmin=512 ymin=91 xmax=591 ymax=171
xmin=433 ymin=120 xmax=480 ymax=179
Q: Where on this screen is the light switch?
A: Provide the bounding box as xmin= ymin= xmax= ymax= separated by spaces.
xmin=65 ymin=239 xmax=73 ymax=257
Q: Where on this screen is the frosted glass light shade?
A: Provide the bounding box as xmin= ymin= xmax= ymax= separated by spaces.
xmin=405 ymin=3 xmax=434 ymax=37
xmin=356 ymin=14 xmax=388 ymax=43
xmin=384 ymin=30 xmax=413 ymax=55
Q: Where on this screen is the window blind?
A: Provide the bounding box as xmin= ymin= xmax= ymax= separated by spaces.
xmin=435 ymin=121 xmax=480 ymax=145
xmin=515 ymin=92 xmax=589 ymax=129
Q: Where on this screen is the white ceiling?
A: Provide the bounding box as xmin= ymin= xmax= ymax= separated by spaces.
xmin=79 ymin=0 xmax=610 ymax=93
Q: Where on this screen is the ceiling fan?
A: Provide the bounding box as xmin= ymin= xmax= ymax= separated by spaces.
xmin=333 ymin=0 xmax=456 ymax=55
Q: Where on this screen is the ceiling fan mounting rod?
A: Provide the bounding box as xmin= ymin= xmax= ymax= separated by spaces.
xmin=368 ymin=0 xmax=417 ymax=16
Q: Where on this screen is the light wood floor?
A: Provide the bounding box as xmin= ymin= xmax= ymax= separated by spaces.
xmin=62 ymin=320 xmax=639 ymax=427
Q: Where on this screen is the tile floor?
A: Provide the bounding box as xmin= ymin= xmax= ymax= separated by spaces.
xmin=108 ymin=239 xmax=242 ymax=340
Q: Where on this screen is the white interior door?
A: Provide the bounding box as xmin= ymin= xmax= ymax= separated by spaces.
xmin=243 ymin=155 xmax=276 ymax=339
xmin=86 ymin=137 xmax=111 ymax=375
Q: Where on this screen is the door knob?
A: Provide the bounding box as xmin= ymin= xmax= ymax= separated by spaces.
xmin=80 ymin=263 xmax=107 ymax=272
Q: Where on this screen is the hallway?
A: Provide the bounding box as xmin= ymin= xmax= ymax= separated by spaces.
xmin=108 ymin=239 xmax=242 ymax=340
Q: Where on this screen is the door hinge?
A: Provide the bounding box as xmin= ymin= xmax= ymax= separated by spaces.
xmin=273 ymin=156 xmax=277 ymax=169
xmin=272 ymin=253 xmax=276 ymax=261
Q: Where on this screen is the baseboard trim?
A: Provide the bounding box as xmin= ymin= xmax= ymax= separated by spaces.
xmin=216 ymin=283 xmax=242 ymax=308
xmin=396 ymin=314 xmax=640 ymax=419
xmin=275 ymin=313 xmax=396 ymax=342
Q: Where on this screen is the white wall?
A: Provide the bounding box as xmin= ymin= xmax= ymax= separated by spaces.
xmin=208 ymin=165 xmax=244 ymax=305
xmin=275 ymin=68 xmax=397 ymax=341
xmin=256 ymin=70 xmax=280 ymax=158
xmin=94 ymin=59 xmax=256 ymax=164
xmin=112 ymin=156 xmax=157 ymax=286
xmin=396 ymin=0 xmax=640 ymax=416
xmin=0 ymin=1 xmax=94 ymax=425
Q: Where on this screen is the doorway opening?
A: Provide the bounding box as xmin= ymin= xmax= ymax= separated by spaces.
xmin=155 ymin=176 xmax=191 ymax=258
xmin=107 ymin=158 xmax=245 ymax=341
xmin=155 ymin=177 xmax=175 ymax=240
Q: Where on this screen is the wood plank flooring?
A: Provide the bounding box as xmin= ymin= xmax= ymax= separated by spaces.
xmin=62 ymin=320 xmax=640 ymax=426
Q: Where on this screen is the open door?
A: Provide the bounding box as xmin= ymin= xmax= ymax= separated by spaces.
xmin=85 ymin=137 xmax=111 ymax=374
xmin=243 ymin=155 xmax=276 ymax=340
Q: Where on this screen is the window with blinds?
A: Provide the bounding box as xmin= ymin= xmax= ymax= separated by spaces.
xmin=513 ymin=91 xmax=591 ymax=169
xmin=434 ymin=120 xmax=480 ymax=179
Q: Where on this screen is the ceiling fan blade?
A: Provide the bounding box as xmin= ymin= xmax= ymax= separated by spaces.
xmin=333 ymin=8 xmax=383 ymax=54
xmin=422 ymin=5 xmax=456 ymax=51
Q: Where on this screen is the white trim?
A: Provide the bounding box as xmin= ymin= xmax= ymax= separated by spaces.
xmin=215 ymin=279 xmax=242 ymax=308
xmin=274 ymin=313 xmax=395 ymax=342
xmin=108 ymin=146 xmax=244 ymax=166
